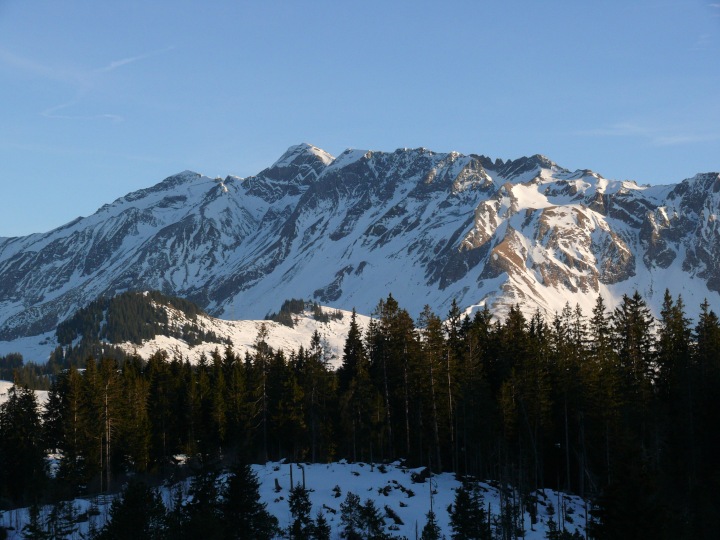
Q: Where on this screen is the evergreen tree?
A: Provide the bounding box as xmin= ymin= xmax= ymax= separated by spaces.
xmin=223 ymin=347 xmax=250 ymax=453
xmin=171 ymin=471 xmax=223 ymax=540
xmin=50 ymin=365 xmax=89 ymax=495
xmin=420 ymin=510 xmax=442 ymax=540
xmin=288 ymin=483 xmax=314 ymax=539
xmin=339 ymin=492 xmax=363 ymax=539
xmin=339 ymin=309 xmax=379 ymax=462
xmin=418 ymin=306 xmax=448 ymax=472
xmin=302 ymin=332 xmax=336 ymax=462
xmin=249 ymin=324 xmax=273 ymax=461
xmin=366 ymin=294 xmax=421 ymax=462
xmin=359 ymin=498 xmax=388 ymax=539
xmin=313 ymin=511 xmax=331 ymax=540
xmin=0 ymin=385 xmax=46 ymax=505
xmin=338 ymin=309 xmax=364 ymax=395
xmin=611 ymin=292 xmax=655 ymax=397
xmin=95 ymin=479 xmax=167 ymax=540
xmin=117 ymin=357 xmax=151 ymax=473
xmin=22 ymin=504 xmax=49 ymax=540
xmin=45 ymin=500 xmax=78 ymax=540
xmin=272 ymin=350 xmax=306 ymax=460
xmin=220 ymin=461 xmax=278 ymax=540
xmin=656 ymin=290 xmax=691 ymax=399
xmin=589 ymin=465 xmax=667 ymax=540
xmin=449 ymin=480 xmax=489 ymax=539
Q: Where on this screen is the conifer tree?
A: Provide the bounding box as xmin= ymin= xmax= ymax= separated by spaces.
xmin=302 ymin=332 xmax=336 ymax=462
xmin=418 ymin=305 xmax=447 ymax=471
xmin=288 ymin=483 xmax=314 ymax=539
xmin=313 ymin=511 xmax=331 ymax=540
xmin=612 ymin=292 xmax=655 ymax=396
xmin=96 ymin=479 xmax=167 ymax=540
xmin=338 ymin=309 xmax=365 ymax=395
xmin=0 ymin=385 xmax=46 ymax=505
xmin=221 ymin=461 xmax=278 ymax=540
xmin=339 ymin=492 xmax=363 ymax=539
xmin=249 ymin=324 xmax=273 ymax=461
xmin=694 ymin=299 xmax=720 ymax=472
xmin=172 ymin=471 xmax=223 ymax=540
xmin=210 ymin=350 xmax=228 ymax=448
xmin=359 ymin=498 xmax=388 ymax=539
xmin=339 ymin=309 xmax=379 ymax=461
xmin=117 ymin=357 xmax=151 ymax=473
xmin=22 ymin=504 xmax=48 ymax=540
xmin=420 ymin=510 xmax=442 ymax=540
xmin=223 ymin=346 xmax=249 ymax=453
xmin=45 ymin=500 xmax=79 ymax=540
xmin=449 ymin=480 xmax=489 ymax=539
xmin=656 ymin=290 xmax=691 ymax=399
xmin=367 ymin=295 xmax=420 ymax=461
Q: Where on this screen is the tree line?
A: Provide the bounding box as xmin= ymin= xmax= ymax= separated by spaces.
xmin=1 ymin=289 xmax=719 ymax=538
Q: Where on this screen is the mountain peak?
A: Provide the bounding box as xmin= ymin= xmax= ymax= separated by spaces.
xmin=2 ymin=144 xmax=719 ymax=350
xmin=271 ymin=143 xmax=335 ymax=169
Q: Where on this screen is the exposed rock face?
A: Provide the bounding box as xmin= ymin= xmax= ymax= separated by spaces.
xmin=0 ymin=144 xmax=718 ymax=341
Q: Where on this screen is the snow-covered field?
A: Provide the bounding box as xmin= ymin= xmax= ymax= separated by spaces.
xmin=0 ymin=306 xmax=371 ymax=369
xmin=0 ymin=461 xmax=589 ymax=539
xmin=0 ymin=380 xmax=48 ymax=408
xmin=116 ymin=306 xmax=372 ymax=370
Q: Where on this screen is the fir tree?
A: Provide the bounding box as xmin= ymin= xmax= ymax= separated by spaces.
xmin=359 ymin=498 xmax=388 ymax=539
xmin=172 ymin=471 xmax=223 ymax=540
xmin=449 ymin=480 xmax=489 ymax=539
xmin=288 ymin=483 xmax=314 ymax=539
xmin=95 ymin=479 xmax=167 ymax=540
xmin=313 ymin=511 xmax=331 ymax=540
xmin=22 ymin=504 xmax=48 ymax=540
xmin=339 ymin=492 xmax=363 ymax=539
xmin=0 ymin=385 xmax=46 ymax=505
xmin=420 ymin=510 xmax=442 ymax=540
xmin=45 ymin=500 xmax=78 ymax=540
xmin=220 ymin=461 xmax=278 ymax=539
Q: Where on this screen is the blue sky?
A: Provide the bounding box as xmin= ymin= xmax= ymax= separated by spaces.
xmin=1 ymin=0 xmax=719 ymax=237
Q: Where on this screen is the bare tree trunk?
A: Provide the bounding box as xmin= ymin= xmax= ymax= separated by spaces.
xmin=429 ymin=352 xmax=442 ymax=471
xmin=105 ymin=382 xmax=111 ymax=492
xmin=564 ymin=396 xmax=571 ymax=491
xmin=403 ymin=343 xmax=411 ymax=458
xmin=262 ymin=366 xmax=268 ymax=462
xmin=446 ymin=350 xmax=455 ymax=471
xmin=382 ymin=352 xmax=393 ymax=459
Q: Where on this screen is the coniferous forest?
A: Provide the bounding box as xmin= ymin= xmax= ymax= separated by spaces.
xmin=1 ymin=289 xmax=719 ymax=538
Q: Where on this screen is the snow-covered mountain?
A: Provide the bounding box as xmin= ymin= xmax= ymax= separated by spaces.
xmin=107 ymin=297 xmax=370 ymax=369
xmin=1 ymin=143 xmax=719 ymax=350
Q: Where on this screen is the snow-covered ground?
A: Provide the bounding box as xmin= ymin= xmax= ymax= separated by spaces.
xmin=0 ymin=307 xmax=371 ymax=370
xmin=0 ymin=460 xmax=589 ymax=539
xmin=0 ymin=380 xmax=48 ymax=408
xmin=117 ymin=306 xmax=372 ymax=370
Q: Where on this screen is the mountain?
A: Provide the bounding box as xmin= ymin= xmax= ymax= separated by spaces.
xmin=52 ymin=290 xmax=369 ymax=368
xmin=1 ymin=143 xmax=719 ymax=355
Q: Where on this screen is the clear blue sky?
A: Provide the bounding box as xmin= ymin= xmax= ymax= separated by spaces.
xmin=1 ymin=1 xmax=719 ymax=237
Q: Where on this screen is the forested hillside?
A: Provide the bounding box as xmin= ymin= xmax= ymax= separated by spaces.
xmin=1 ymin=289 xmax=719 ymax=538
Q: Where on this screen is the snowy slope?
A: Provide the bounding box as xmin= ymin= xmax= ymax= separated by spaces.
xmin=0 ymin=380 xmax=48 ymax=408
xmin=116 ymin=304 xmax=371 ymax=369
xmin=0 ymin=461 xmax=589 ymax=539
xmin=0 ymin=144 xmax=719 ymax=351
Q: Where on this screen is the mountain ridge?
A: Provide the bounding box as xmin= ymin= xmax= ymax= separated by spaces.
xmin=0 ymin=144 xmax=718 ymax=353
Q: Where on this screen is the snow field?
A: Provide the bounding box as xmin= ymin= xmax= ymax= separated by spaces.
xmin=0 ymin=460 xmax=589 ymax=539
